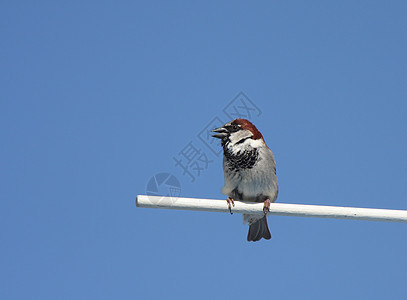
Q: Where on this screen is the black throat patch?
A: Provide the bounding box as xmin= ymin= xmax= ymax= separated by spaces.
xmin=222 ymin=140 xmax=258 ymax=172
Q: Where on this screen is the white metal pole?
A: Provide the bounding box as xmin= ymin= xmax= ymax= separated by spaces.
xmin=136 ymin=195 xmax=407 ymax=223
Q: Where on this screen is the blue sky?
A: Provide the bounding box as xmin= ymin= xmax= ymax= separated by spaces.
xmin=2 ymin=1 xmax=407 ymax=299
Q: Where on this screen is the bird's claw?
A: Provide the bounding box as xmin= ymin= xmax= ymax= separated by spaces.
xmin=226 ymin=197 xmax=235 ymax=215
xmin=263 ymin=198 xmax=271 ymax=215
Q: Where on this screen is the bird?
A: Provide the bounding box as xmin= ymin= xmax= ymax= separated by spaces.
xmin=212 ymin=119 xmax=278 ymax=242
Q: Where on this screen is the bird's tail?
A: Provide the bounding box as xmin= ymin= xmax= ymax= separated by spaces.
xmin=246 ymin=215 xmax=271 ymax=242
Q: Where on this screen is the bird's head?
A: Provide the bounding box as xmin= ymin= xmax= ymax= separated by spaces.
xmin=211 ymin=119 xmax=263 ymax=146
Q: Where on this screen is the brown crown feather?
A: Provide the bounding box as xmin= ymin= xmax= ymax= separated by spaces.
xmin=232 ymin=119 xmax=264 ymax=140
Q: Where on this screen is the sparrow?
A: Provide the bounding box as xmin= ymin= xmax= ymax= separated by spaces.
xmin=212 ymin=119 xmax=278 ymax=242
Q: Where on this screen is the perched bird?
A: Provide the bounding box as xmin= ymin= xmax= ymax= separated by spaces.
xmin=212 ymin=119 xmax=278 ymax=242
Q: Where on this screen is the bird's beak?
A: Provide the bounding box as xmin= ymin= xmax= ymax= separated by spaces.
xmin=211 ymin=126 xmax=228 ymax=139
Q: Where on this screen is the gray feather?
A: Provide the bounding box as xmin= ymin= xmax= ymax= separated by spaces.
xmin=247 ymin=216 xmax=271 ymax=241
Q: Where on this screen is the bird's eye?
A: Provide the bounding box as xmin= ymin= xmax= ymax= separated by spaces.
xmin=227 ymin=123 xmax=240 ymax=133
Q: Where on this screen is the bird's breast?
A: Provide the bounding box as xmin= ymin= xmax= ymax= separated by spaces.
xmin=222 ymin=147 xmax=278 ymax=202
xmin=224 ymin=147 xmax=259 ymax=172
